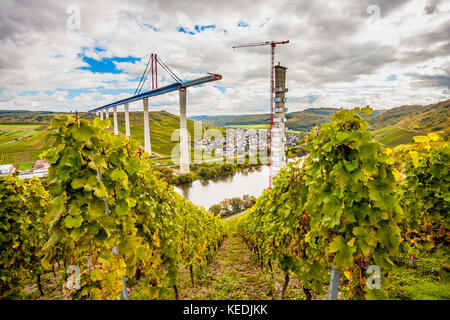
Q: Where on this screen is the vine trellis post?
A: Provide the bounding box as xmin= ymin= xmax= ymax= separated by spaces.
xmin=328 ymin=265 xmax=340 ymax=300
xmin=97 ymin=169 xmax=129 ymax=300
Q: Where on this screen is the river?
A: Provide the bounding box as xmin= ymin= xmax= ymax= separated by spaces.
xmin=173 ymin=158 xmax=303 ymax=209
xmin=173 ymin=165 xmax=271 ymax=209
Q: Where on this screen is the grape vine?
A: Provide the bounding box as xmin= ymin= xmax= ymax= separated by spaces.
xmin=239 ymin=107 xmax=406 ymax=299
xmin=0 ymin=175 xmax=49 ymax=299
xmin=1 ymin=114 xmax=225 ymax=299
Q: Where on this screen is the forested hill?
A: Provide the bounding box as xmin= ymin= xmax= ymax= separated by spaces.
xmin=368 ymin=99 xmax=450 ymax=134
xmin=190 ymin=99 xmax=449 ymax=141
xmin=190 ymin=107 xmax=380 ymax=133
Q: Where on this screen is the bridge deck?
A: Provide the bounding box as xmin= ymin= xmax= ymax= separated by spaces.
xmin=89 ymin=73 xmax=222 ymax=112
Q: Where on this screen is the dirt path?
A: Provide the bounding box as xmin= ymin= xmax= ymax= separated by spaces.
xmin=177 ymin=235 xmax=309 ymax=300
xmin=178 ymin=236 xmax=273 ymax=299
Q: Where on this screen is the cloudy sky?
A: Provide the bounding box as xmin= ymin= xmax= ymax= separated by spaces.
xmin=0 ymin=0 xmax=449 ymax=116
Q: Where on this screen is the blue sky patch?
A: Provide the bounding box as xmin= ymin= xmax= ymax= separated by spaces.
xmin=142 ymin=23 xmax=160 ymax=32
xmin=386 ymin=74 xmax=397 ymax=81
xmin=178 ymin=24 xmax=216 ymax=35
xmin=77 ymin=55 xmax=140 ymax=74
xmin=215 ymin=86 xmax=234 ymax=93
xmin=178 ymin=26 xmax=195 ymax=35
xmin=238 ymin=21 xmax=249 ymax=27
xmin=19 ymin=90 xmax=55 ymax=97
xmin=308 ymin=95 xmax=319 ymax=104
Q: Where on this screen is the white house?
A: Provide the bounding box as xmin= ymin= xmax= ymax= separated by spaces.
xmin=0 ymin=164 xmax=15 ymax=176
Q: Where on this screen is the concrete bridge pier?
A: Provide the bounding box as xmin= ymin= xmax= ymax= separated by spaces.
xmin=179 ymin=88 xmax=190 ymax=173
xmin=105 ymin=108 xmax=109 ymax=118
xmin=124 ymin=103 xmax=130 ymax=138
xmin=113 ymin=106 xmax=119 ymax=135
xmin=143 ymin=98 xmax=152 ymax=155
xmin=100 ymin=110 xmax=104 ymax=120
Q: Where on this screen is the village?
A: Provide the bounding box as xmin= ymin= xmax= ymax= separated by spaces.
xmin=193 ymin=128 xmax=301 ymax=156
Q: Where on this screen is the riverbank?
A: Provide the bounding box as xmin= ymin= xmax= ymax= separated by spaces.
xmin=173 ymin=165 xmax=270 ymax=210
xmin=156 ymin=162 xmax=264 ymax=186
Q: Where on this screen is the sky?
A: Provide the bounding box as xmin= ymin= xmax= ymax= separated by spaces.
xmin=0 ymin=0 xmax=449 ymax=116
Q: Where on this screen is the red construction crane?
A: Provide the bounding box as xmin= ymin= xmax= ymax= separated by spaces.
xmin=232 ymin=40 xmax=289 ymax=188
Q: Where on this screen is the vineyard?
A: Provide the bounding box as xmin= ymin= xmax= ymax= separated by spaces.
xmin=0 ymin=115 xmax=225 ymax=299
xmin=238 ymin=107 xmax=449 ymax=299
xmin=0 ymin=108 xmax=448 ymax=300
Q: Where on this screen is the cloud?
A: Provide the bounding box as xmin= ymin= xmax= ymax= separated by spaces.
xmin=0 ymin=0 xmax=449 ymax=114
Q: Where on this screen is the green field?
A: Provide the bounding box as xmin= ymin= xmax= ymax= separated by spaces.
xmin=0 ymin=124 xmax=42 ymax=128
xmin=0 ymin=125 xmax=51 ymax=165
xmin=0 ymin=111 xmax=225 ymax=166
xmin=372 ymin=125 xmax=422 ymax=146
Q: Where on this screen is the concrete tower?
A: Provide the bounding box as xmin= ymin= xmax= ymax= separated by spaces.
xmin=272 ymin=64 xmax=288 ymax=177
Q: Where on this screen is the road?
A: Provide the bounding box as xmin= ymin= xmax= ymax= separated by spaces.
xmin=223 ymin=210 xmax=248 ymax=221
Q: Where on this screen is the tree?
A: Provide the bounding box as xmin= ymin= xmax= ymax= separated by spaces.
xmin=209 ymin=204 xmax=222 ymax=216
xmin=230 ymin=197 xmax=244 ymax=213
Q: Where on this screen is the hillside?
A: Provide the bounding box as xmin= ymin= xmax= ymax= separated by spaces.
xmin=0 ymin=110 xmax=223 ymax=165
xmin=190 ymin=108 xmax=339 ymax=134
xmin=114 ymin=110 xmax=223 ymax=156
xmin=192 ymin=107 xmax=381 ymax=134
xmin=368 ymin=99 xmax=450 ymax=145
xmin=0 ymin=110 xmax=95 ymax=124
xmin=191 ymin=100 xmax=449 ymax=145
xmin=1 ymin=99 xmax=448 ymax=165
xmin=369 ymin=99 xmax=450 ymax=133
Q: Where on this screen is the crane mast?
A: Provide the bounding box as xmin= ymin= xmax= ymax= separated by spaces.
xmin=232 ymin=40 xmax=289 ymax=189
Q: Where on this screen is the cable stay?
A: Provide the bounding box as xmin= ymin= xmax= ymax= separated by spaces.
xmin=156 ymin=56 xmax=182 ymax=83
xmin=134 ymin=53 xmax=151 ymax=95
xmin=133 ymin=53 xmax=184 ymax=97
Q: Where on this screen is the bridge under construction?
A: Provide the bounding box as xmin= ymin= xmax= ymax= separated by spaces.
xmin=89 ymin=53 xmax=222 ymax=173
xmin=89 ymin=48 xmax=288 ymax=185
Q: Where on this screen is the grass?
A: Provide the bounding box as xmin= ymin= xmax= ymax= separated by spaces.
xmin=224 ymin=211 xmax=248 ymax=235
xmin=172 ymin=236 xmax=284 ymax=300
xmin=0 ymin=124 xmax=42 ymax=128
xmin=384 ymin=247 xmax=450 ymax=300
xmin=372 ymin=125 xmax=421 ymax=146
xmin=17 ymin=161 xmax=34 ymax=171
